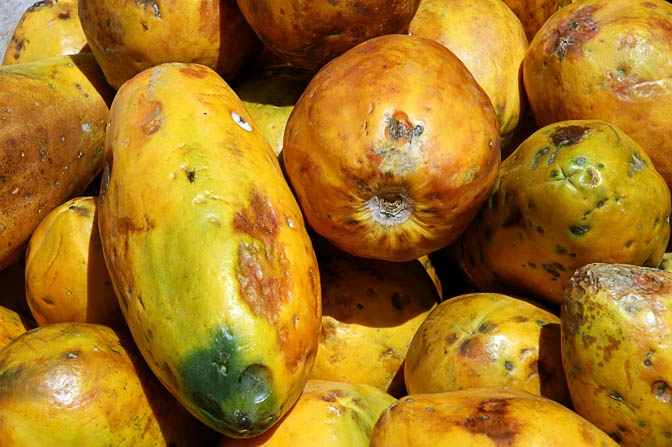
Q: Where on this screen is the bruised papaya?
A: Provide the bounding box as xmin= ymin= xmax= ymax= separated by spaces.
xmin=0 ymin=53 xmax=113 ymax=270
xmin=98 ymin=63 xmax=321 ymax=437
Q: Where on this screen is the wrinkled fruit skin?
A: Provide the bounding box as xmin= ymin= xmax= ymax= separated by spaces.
xmin=98 ymin=63 xmax=321 ymax=437
xmin=563 ymin=263 xmax=672 ymax=447
xmin=501 ymin=0 xmax=572 ymax=41
xmin=458 ymin=119 xmax=671 ymax=306
xmin=2 ymin=0 xmax=89 ymax=65
xmin=524 ymin=0 xmax=672 ymax=193
xmin=25 ymin=196 xmax=122 ymax=329
xmin=408 ymin=0 xmax=528 ymax=145
xmin=78 ymin=0 xmax=261 ymax=89
xmin=0 ymin=53 xmax=113 ymax=270
xmin=0 ymin=322 xmax=217 ymax=446
xmin=236 ymin=0 xmax=421 ymax=71
xmin=218 ymin=380 xmax=396 ymax=447
xmin=283 ymin=34 xmax=500 ymax=262
xmin=405 ymin=293 xmax=570 ymax=406
xmin=369 ymin=387 xmax=618 ymax=446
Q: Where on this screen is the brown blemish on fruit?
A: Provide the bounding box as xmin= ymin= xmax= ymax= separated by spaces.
xmin=550 ymin=125 xmax=590 ymax=147
xmin=602 ymin=335 xmax=621 ymax=362
xmin=179 ymin=65 xmax=209 ymax=79
xmin=652 ymin=380 xmax=671 ymax=404
xmin=459 ymin=338 xmax=490 ymax=362
xmin=233 ymin=191 xmax=279 ymax=236
xmin=386 ymin=111 xmax=412 ymax=143
xmin=460 ymin=399 xmax=519 ymax=446
xmin=139 ymin=100 xmax=164 ymax=135
xmin=58 ymin=11 xmax=71 ymax=20
xmin=445 ymin=333 xmax=458 ymax=345
xmin=546 ymin=5 xmax=601 ymax=60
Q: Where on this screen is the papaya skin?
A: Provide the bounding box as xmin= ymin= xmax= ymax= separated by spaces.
xmin=98 ymin=62 xmax=321 ymax=437
xmin=0 ymin=53 xmax=113 ymax=270
xmin=501 ymin=0 xmax=572 ymax=41
xmin=369 ymin=387 xmax=618 ymax=446
xmin=25 ymin=196 xmax=123 ymax=329
xmin=236 ymin=0 xmax=421 ymax=71
xmin=404 ymin=293 xmax=570 ymax=406
xmin=218 ymin=380 xmax=397 ymax=447
xmin=523 ymin=0 xmax=672 ymax=194
xmin=563 ymin=264 xmax=672 ymax=447
xmin=408 ymin=0 xmax=528 ymax=145
xmin=0 ymin=322 xmax=218 ymax=446
xmin=78 ymin=0 xmax=261 ymax=90
xmin=2 ymin=0 xmax=89 ymax=65
xmin=0 ymin=305 xmax=32 ymax=349
xmin=283 ymin=34 xmax=500 ymax=262
xmin=458 ymin=120 xmax=671 ymax=306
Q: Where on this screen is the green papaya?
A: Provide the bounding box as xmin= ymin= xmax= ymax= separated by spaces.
xmin=98 ymin=63 xmax=321 ymax=437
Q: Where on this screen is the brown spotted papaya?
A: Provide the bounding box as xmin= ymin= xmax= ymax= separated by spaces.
xmin=98 ymin=63 xmax=321 ymax=437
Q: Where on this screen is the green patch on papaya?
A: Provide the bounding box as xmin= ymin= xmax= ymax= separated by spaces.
xmin=179 ymin=324 xmax=278 ymax=437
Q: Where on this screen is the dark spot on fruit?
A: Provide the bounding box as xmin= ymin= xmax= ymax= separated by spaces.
xmin=547 ymin=5 xmax=600 ymax=60
xmin=58 ymin=11 xmax=71 ymax=19
xmin=187 ymin=170 xmax=195 ymax=182
xmin=536 ymin=226 xmax=544 ymax=234
xmin=532 ymin=147 xmax=550 ymax=169
xmin=502 ymin=206 xmax=524 ymax=228
xmin=653 ymin=380 xmax=671 ymax=404
xmin=528 ymin=261 xmax=537 ymax=268
xmin=391 ymin=292 xmax=410 ymax=310
xmin=504 ymin=361 xmax=513 ymax=371
xmin=461 ymin=399 xmax=519 ymax=446
xmin=445 ymin=333 xmax=458 ymax=345
xmin=478 ymin=322 xmax=496 ymax=333
xmin=550 ymin=125 xmax=590 ymax=147
xmin=347 ymin=219 xmax=358 ymax=225
xmin=320 ymin=393 xmax=337 ymax=402
xmin=566 ymin=299 xmax=584 ymax=336
xmin=570 ymin=225 xmax=589 ymax=236
xmin=609 ymin=432 xmax=622 ymax=443
xmin=386 ymin=112 xmax=412 ymax=141
xmin=542 ymin=264 xmax=561 ymax=278
xmin=413 ymin=125 xmax=424 ymax=137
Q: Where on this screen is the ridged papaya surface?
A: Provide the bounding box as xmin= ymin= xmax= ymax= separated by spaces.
xmin=98 ymin=62 xmax=321 ymax=437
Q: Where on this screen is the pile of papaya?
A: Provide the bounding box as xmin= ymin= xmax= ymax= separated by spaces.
xmin=1 ymin=0 xmax=671 ymax=446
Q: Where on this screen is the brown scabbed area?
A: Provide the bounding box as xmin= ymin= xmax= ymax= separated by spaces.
xmin=460 ymin=399 xmax=520 ymax=446
xmin=234 ymin=190 xmax=306 ymax=371
xmin=550 ymin=125 xmax=590 ymax=147
xmin=179 ymin=65 xmax=210 ymax=79
xmin=138 ymin=100 xmax=164 ymax=135
xmin=544 ymin=5 xmax=601 ymax=60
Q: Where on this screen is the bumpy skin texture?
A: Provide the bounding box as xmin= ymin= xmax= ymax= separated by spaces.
xmin=563 ymin=264 xmax=672 ymax=447
xmin=236 ymin=0 xmax=421 ymax=71
xmin=501 ymin=0 xmax=572 ymax=41
xmin=283 ymin=34 xmax=500 ymax=262
xmin=0 ymin=53 xmax=113 ymax=270
xmin=458 ymin=120 xmax=671 ymax=306
xmin=25 ymin=196 xmax=122 ymax=329
xmin=0 ymin=322 xmax=217 ymax=446
xmin=408 ymin=0 xmax=528 ymax=145
xmin=405 ymin=293 xmax=570 ymax=406
xmin=524 ymin=0 xmax=672 ymax=192
xmin=309 ymin=239 xmax=438 ymax=394
xmin=2 ymin=0 xmax=89 ymax=65
xmin=98 ymin=63 xmax=321 ymax=437
xmin=78 ymin=0 xmax=261 ymax=89
xmin=0 ymin=305 xmax=31 ymax=349
xmin=235 ymin=65 xmax=313 ymax=157
xmin=218 ymin=379 xmax=396 ymax=446
xmin=369 ymin=387 xmax=618 ymax=446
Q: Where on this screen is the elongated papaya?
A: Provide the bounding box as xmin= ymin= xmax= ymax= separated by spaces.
xmin=98 ymin=62 xmax=321 ymax=438
xmin=0 ymin=53 xmax=113 ymax=269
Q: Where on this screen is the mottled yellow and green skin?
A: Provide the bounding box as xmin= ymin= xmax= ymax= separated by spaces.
xmin=0 ymin=53 xmax=113 ymax=270
xmin=524 ymin=0 xmax=672 ymax=192
xmin=78 ymin=0 xmax=261 ymax=89
xmin=0 ymin=305 xmax=31 ymax=349
xmin=369 ymin=387 xmax=619 ymax=446
xmin=309 ymin=238 xmax=438 ymax=394
xmin=25 ymin=196 xmax=122 ymax=329
xmin=2 ymin=0 xmax=89 ymax=65
xmin=0 ymin=322 xmax=217 ymax=446
xmin=283 ymin=34 xmax=500 ymax=262
xmin=458 ymin=120 xmax=671 ymax=306
xmin=235 ymin=65 xmax=313 ymax=157
xmin=563 ymin=263 xmax=672 ymax=447
xmin=98 ymin=62 xmax=321 ymax=437
xmin=408 ymin=0 xmax=528 ymax=145
xmin=219 ymin=380 xmax=397 ymax=447
xmin=404 ymin=293 xmax=570 ymax=406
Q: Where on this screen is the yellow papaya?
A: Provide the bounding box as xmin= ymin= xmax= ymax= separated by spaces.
xmin=98 ymin=63 xmax=321 ymax=437
xmin=0 ymin=305 xmax=32 ymax=349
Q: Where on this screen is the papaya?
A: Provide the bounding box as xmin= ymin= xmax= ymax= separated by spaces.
xmin=500 ymin=0 xmax=572 ymax=41
xmin=2 ymin=0 xmax=89 ymax=65
xmin=98 ymin=62 xmax=321 ymax=437
xmin=25 ymin=196 xmax=122 ymax=329
xmin=282 ymin=34 xmax=500 ymax=262
xmin=458 ymin=120 xmax=671 ymax=305
xmin=0 ymin=322 xmax=218 ymax=446
xmin=523 ymin=0 xmax=672 ymax=194
xmin=0 ymin=53 xmax=113 ymax=270
xmin=408 ymin=0 xmax=528 ymax=145
xmin=369 ymin=387 xmax=619 ymax=446
xmin=404 ymin=293 xmax=570 ymax=406
xmin=563 ymin=263 xmax=672 ymax=446
xmin=218 ymin=380 xmax=396 ymax=447
xmin=0 ymin=305 xmax=32 ymax=349
xmin=236 ymin=0 xmax=421 ymax=71
xmin=78 ymin=0 xmax=261 ymax=89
